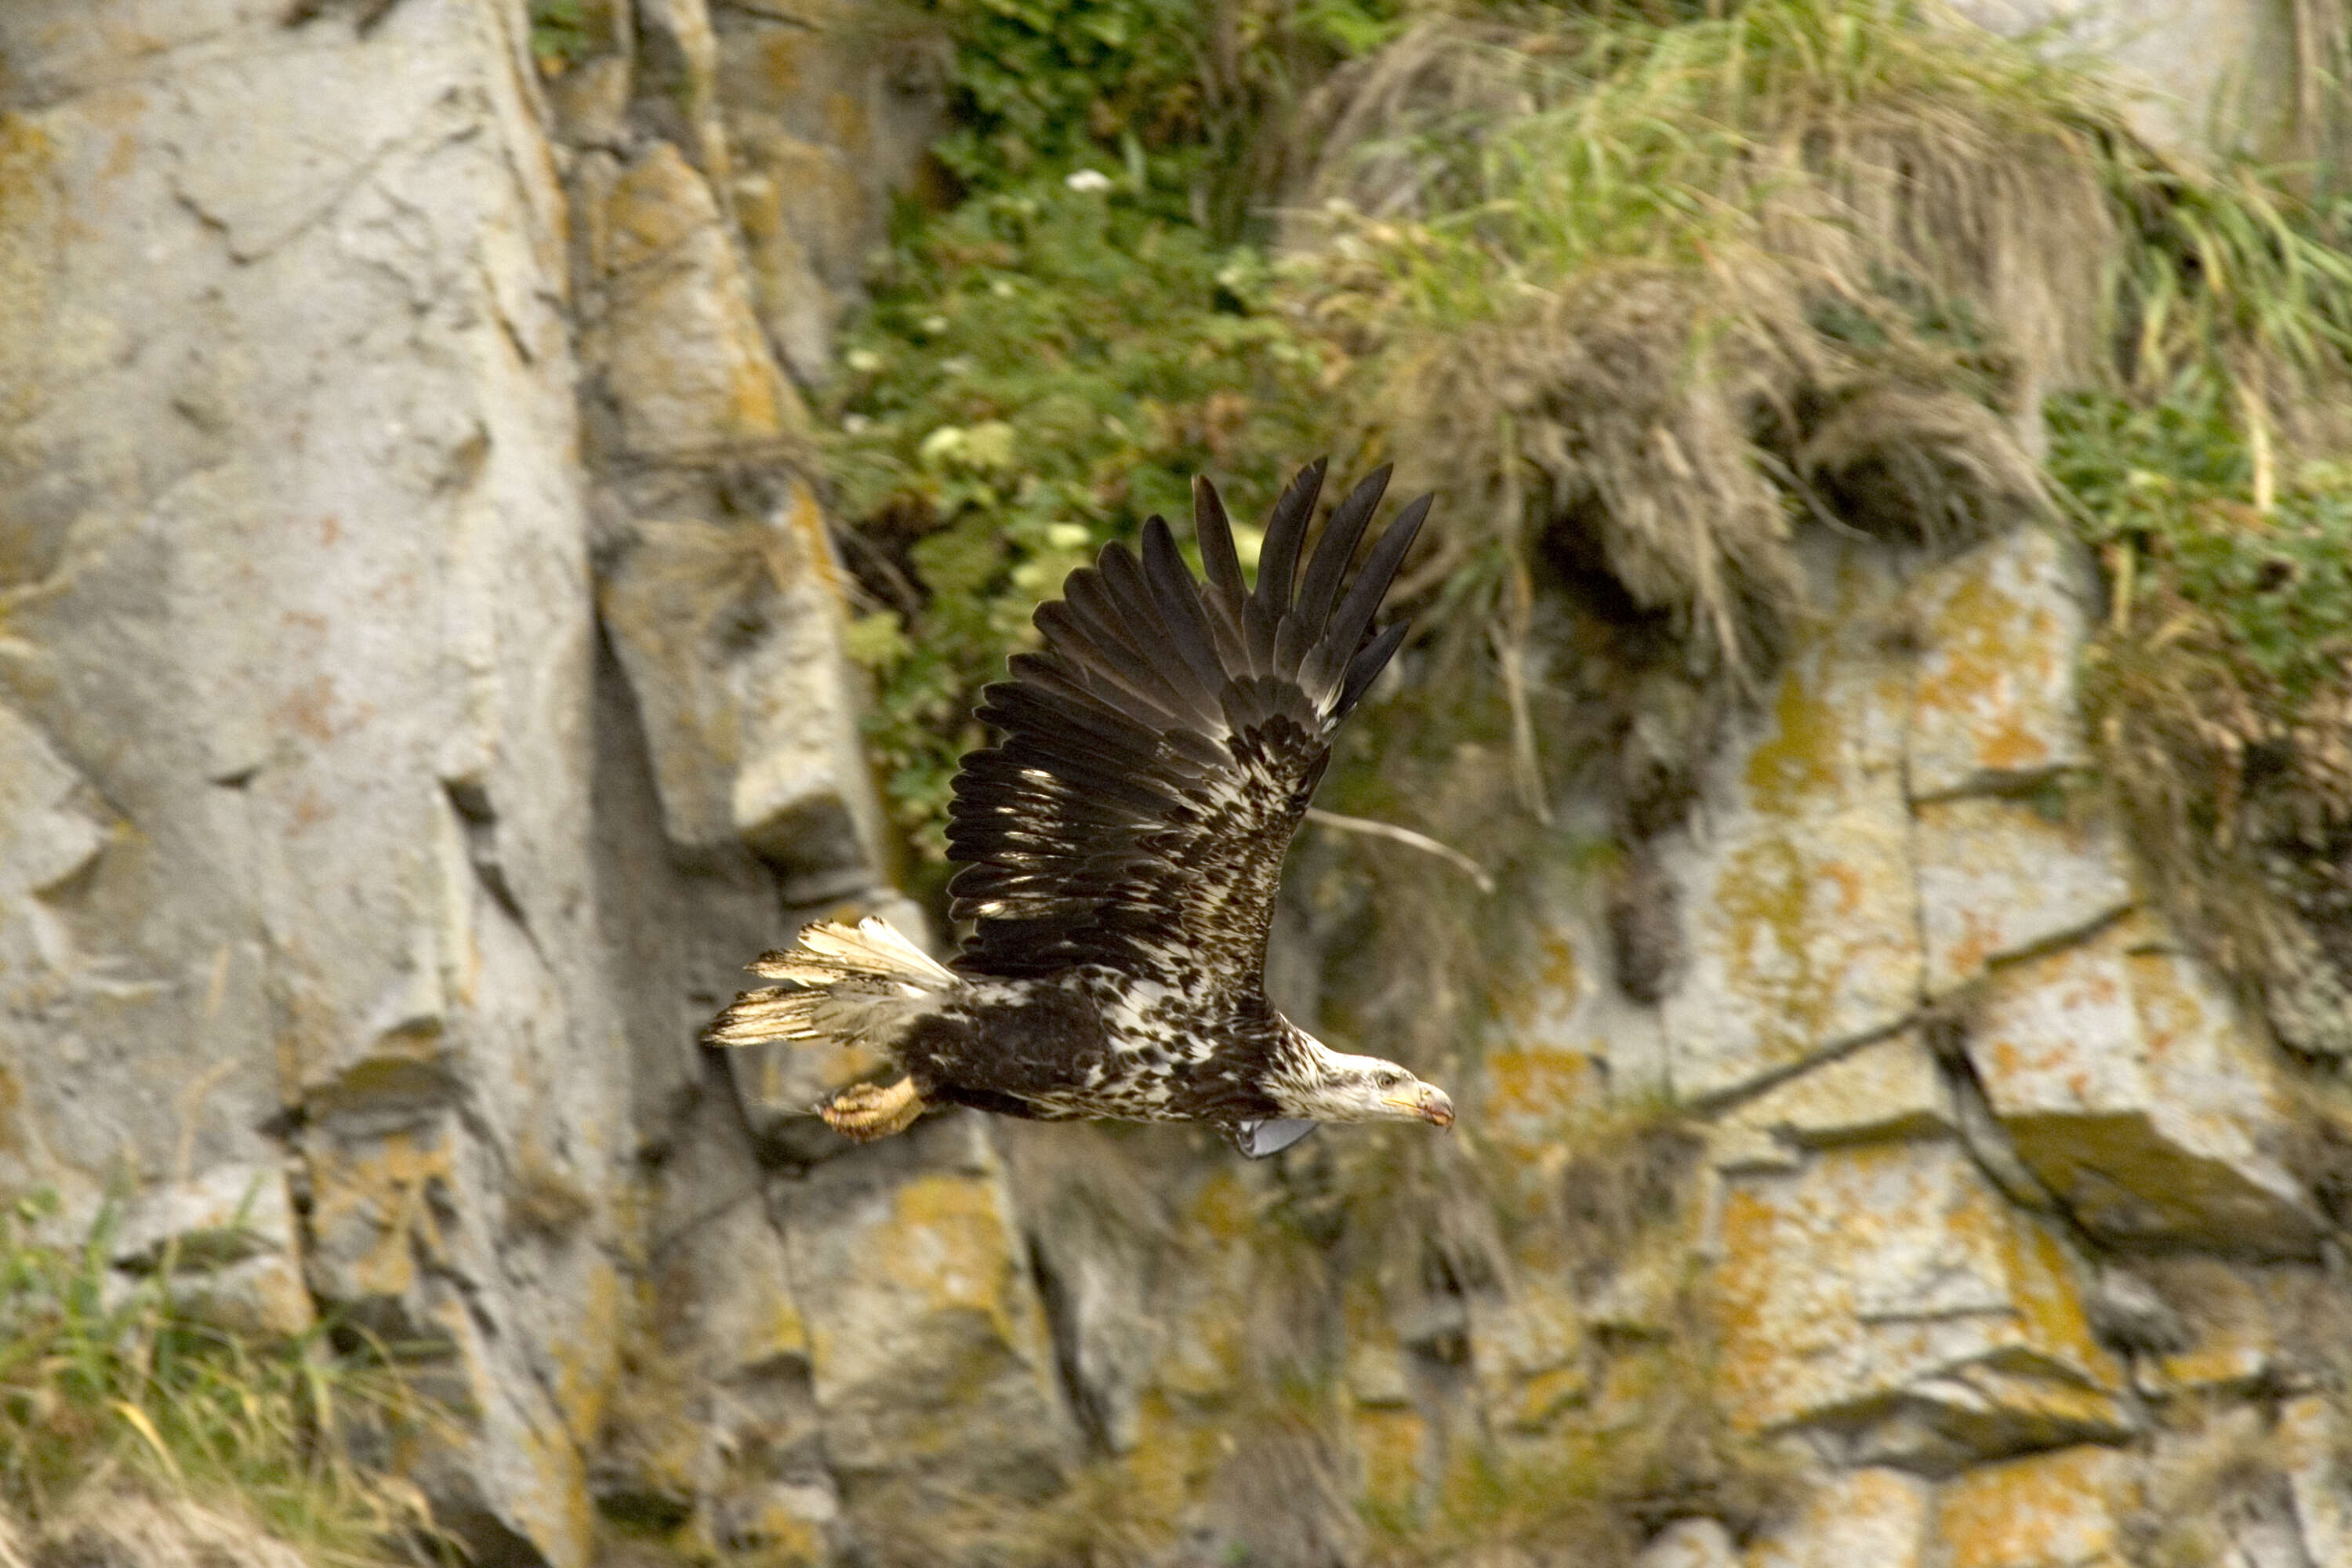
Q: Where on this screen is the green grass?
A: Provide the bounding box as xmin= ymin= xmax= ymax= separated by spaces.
xmin=0 ymin=1188 xmax=448 ymax=1565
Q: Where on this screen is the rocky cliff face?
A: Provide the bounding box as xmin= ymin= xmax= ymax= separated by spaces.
xmin=3 ymin=4 xmax=2348 ymax=1568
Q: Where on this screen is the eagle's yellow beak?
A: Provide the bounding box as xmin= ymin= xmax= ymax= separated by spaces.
xmin=1385 ymin=1084 xmax=1455 ymax=1129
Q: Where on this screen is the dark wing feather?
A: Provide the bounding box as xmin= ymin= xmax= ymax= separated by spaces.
xmin=946 ymin=463 xmax=1429 ymax=993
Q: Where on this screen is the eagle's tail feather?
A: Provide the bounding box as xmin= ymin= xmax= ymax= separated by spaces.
xmin=706 ymin=916 xmax=957 ymax=1051
xmin=750 ymin=916 xmax=957 ymax=988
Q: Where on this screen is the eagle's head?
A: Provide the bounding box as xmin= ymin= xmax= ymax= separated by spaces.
xmin=1272 ymin=1026 xmax=1454 ymax=1129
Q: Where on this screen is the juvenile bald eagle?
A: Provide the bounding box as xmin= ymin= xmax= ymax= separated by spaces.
xmin=707 ymin=461 xmax=1453 ymax=1158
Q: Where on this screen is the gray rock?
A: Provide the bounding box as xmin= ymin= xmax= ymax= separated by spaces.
xmin=771 ymin=1114 xmax=1078 ymax=1507
xmin=1658 ymin=537 xmax=1923 ymax=1102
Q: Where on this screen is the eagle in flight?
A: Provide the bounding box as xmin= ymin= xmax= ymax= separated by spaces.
xmin=707 ymin=461 xmax=1454 ymax=1159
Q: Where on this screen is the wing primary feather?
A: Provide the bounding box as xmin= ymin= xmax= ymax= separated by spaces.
xmin=974 ymin=681 xmax=1157 ymax=760
xmin=1040 ymin=593 xmax=1192 ymax=720
xmin=1139 ymin=517 xmax=1229 ymax=699
xmin=1326 ymin=492 xmax=1431 ymax=657
xmin=1293 ymin=464 xmax=1390 ymax=643
xmin=1253 ymin=458 xmax=1326 ymax=618
xmin=1004 ymin=650 xmax=1184 ymax=735
xmin=1055 ymin=566 xmax=1210 ymax=725
xmin=1336 ymin=620 xmax=1410 ymax=719
xmin=1093 ymin=546 xmax=1225 ymax=732
xmin=1020 ymin=626 xmax=1188 ymax=734
xmin=1192 ymin=475 xmax=1247 ymax=614
xmin=1272 ymin=612 xmax=1310 ymax=678
xmin=1054 ymin=572 xmax=1167 ymax=678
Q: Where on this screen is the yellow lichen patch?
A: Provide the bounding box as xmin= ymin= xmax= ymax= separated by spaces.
xmin=822 ymin=90 xmax=872 ymax=159
xmin=1711 ymin=1142 xmax=2124 ymax=1442
xmin=880 ymin=1172 xmax=1027 ymax=1349
xmin=1479 ymin=1047 xmax=1605 ymax=1155
xmin=1151 ymin=1275 xmax=1244 ymax=1403
xmin=1973 ymin=928 xmax=2131 ymax=1107
xmin=780 ymin=474 xmax=844 ymax=598
xmin=721 ymin=1496 xmax=827 ymax=1567
xmin=0 ymin=1062 xmax=22 ymax=1156
xmin=0 ymin=114 xmax=59 ymax=431
xmin=593 ymin=140 xmax=811 ymax=452
xmin=1352 ymin=1403 xmax=1428 ymax=1514
xmin=549 ymin=1255 xmax=625 ymax=1446
xmin=1970 ymin=913 xmax=2321 ymax=1253
xmin=1468 ymin=1278 xmax=1592 ymax=1432
xmin=751 ymin=27 xmax=808 ymax=100
xmin=1700 ymin=821 xmax=1915 ymax=1083
xmin=1748 ymin=1465 xmax=1930 ymax=1567
xmin=1981 ymin=1198 xmax=2125 ymax=1394
xmin=2143 ymin=1256 xmax=2276 ymax=1392
xmin=727 ymin=345 xmax=789 ymax=439
xmin=1494 ymin=928 xmax=1582 ymax=1033
xmin=1342 ymin=1277 xmax=1410 ymax=1407
xmin=304 ymin=1126 xmax=458 ymax=1302
xmin=598 ymin=1334 xmax=710 ymax=1516
xmin=1183 ymin=1167 xmax=1254 ymax=1245
xmin=1906 ymin=528 xmax=2088 ymax=795
xmin=1912 ymin=569 xmax=2059 ymax=772
xmin=1913 ymin=793 xmax=2132 ymax=995
xmin=511 ymin=1411 xmax=597 ymax=1568
xmin=1932 ymin=1444 xmax=2125 ymax=1568
xmin=1123 ymin=1388 xmax=1226 ymax=1522
xmin=1745 ymin=658 xmax=1847 ymax=816
xmin=1510 ymin=1363 xmax=1589 ymax=1433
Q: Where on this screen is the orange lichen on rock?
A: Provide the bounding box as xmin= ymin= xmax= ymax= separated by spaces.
xmin=1931 ymin=1444 xmax=2127 ymax=1568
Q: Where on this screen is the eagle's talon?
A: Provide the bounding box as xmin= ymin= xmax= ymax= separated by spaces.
xmin=819 ymin=1077 xmax=925 ymax=1142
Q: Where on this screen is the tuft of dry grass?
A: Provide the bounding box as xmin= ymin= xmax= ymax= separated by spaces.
xmin=1281 ymin=0 xmax=2111 ymax=693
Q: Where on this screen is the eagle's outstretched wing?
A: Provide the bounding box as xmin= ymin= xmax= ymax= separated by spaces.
xmin=945 ymin=461 xmax=1429 ymax=995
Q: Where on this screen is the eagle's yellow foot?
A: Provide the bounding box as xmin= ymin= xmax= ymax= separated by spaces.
xmin=819 ymin=1077 xmax=925 ymax=1142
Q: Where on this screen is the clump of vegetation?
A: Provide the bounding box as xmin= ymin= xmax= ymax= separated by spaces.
xmin=0 ymin=1189 xmax=445 ymax=1565
xmin=826 ymin=180 xmax=1333 ymax=860
xmin=2055 ymin=381 xmax=2352 ymax=1054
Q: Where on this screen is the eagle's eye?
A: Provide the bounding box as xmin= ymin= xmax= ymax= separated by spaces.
xmin=1375 ymin=1068 xmax=1406 ymax=1087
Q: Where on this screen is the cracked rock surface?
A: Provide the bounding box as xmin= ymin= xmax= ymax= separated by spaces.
xmin=5 ymin=3 xmax=2352 ymax=1567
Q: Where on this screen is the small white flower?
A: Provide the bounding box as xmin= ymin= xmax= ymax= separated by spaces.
xmin=840 ymin=413 xmax=872 ymax=434
xmin=844 ymin=347 xmax=884 ymax=373
xmin=1065 ymin=169 xmax=1113 ymax=193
